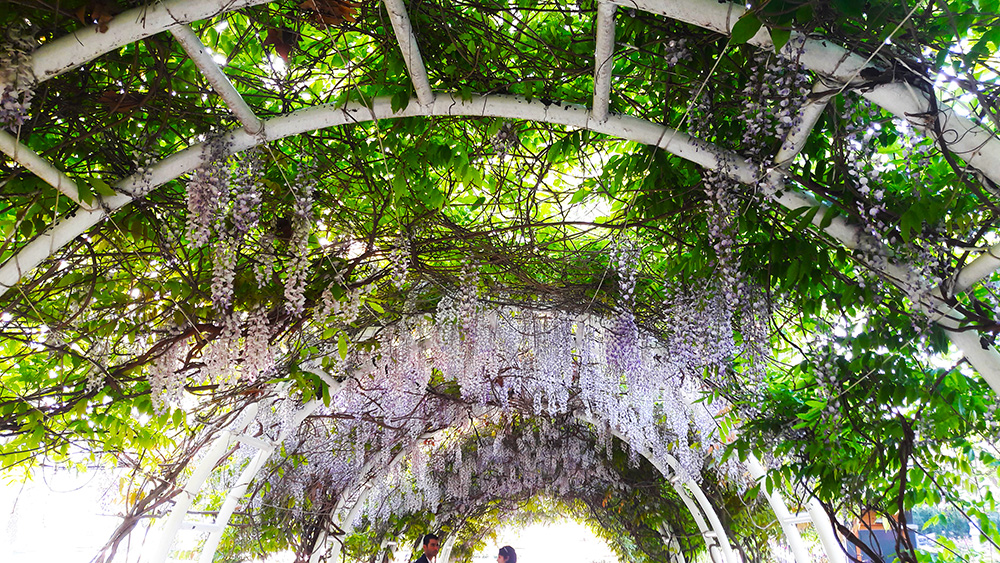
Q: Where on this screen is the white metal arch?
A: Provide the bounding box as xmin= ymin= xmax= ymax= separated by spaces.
xmin=317 ymin=408 xmax=742 ymax=563
xmin=0 ymin=1 xmax=995 ymax=559
xmin=3 ymin=92 xmax=998 ymax=400
xmin=152 ymin=395 xmax=808 ymax=563
xmin=3 ymin=1 xmax=999 ymax=395
xmin=575 ymin=412 xmax=739 ymax=563
xmin=148 ymin=396 xmax=323 ymax=563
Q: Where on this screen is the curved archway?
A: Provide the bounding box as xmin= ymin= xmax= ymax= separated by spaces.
xmin=3 ymin=0 xmax=1000 ymax=394
xmin=2 ymin=2 xmax=999 ymax=563
xmin=145 ymin=308 xmax=835 ymax=563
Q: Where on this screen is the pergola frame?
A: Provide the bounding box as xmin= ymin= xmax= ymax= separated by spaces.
xmin=1 ymin=0 xmax=998 ymax=561
xmin=144 ymin=314 xmax=841 ymax=563
xmin=152 ymin=387 xmax=828 ymax=563
xmin=4 ymin=0 xmax=1000 ymax=394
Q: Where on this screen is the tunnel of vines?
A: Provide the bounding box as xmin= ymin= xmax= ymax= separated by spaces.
xmin=1 ymin=0 xmax=1000 ymax=562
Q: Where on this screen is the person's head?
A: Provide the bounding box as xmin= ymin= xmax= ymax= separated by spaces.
xmin=422 ymin=534 xmax=440 ymax=558
xmin=498 ymin=546 xmax=516 ymax=563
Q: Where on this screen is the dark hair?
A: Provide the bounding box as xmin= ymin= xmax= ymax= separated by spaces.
xmin=499 ymin=546 xmax=517 ymax=563
xmin=423 ymin=533 xmax=440 ymax=546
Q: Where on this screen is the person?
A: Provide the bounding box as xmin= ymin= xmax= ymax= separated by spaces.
xmin=412 ymin=533 xmax=440 ymax=563
xmin=497 ymin=546 xmax=517 ymax=563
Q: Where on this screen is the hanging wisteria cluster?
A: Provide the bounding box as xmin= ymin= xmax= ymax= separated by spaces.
xmin=212 ymin=270 xmax=765 ymax=560
xmin=149 ymin=341 xmax=185 ymax=415
xmin=360 ymin=415 xmax=634 ymax=526
xmin=237 ymin=282 xmax=760 ymax=523
xmin=285 ymin=170 xmax=316 ymax=317
xmin=0 ymin=26 xmax=34 ymax=129
xmin=739 ymin=39 xmax=812 ymax=174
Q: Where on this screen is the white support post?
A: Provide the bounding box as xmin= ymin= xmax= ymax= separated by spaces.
xmin=808 ymin=499 xmax=847 ymax=563
xmin=592 ymin=2 xmax=617 ymax=123
xmin=382 ymin=0 xmax=435 ymax=106
xmin=169 ymin=24 xmax=264 ymax=134
xmin=657 ymin=523 xmax=687 ymax=563
xmin=150 ymin=432 xmax=233 ymax=558
xmin=673 ymin=478 xmax=716 ymax=544
xmin=746 ymin=456 xmax=811 ymax=563
xmin=148 ymin=403 xmax=259 ymax=563
xmin=196 ymin=400 xmax=321 ymax=563
xmin=0 ymin=129 xmax=95 ymax=210
xmin=438 ymin=535 xmax=456 ymax=563
xmin=680 ymin=476 xmax=740 ymax=563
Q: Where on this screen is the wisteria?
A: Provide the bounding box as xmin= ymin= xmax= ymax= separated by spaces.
xmin=738 ymin=41 xmax=811 ymax=169
xmin=211 ymin=238 xmax=237 ymax=313
xmin=203 ymin=312 xmax=242 ymax=384
xmin=242 ymin=304 xmax=273 ymax=380
xmin=702 ymin=163 xmax=743 ymax=306
xmin=606 ymin=241 xmax=640 ymax=378
xmin=0 ymin=27 xmax=35 ymax=129
xmin=255 ymin=233 xmax=276 ymax=288
xmin=359 ymin=415 xmax=633 ymax=526
xmin=185 ymin=144 xmax=230 ymax=247
xmin=226 ymin=281 xmax=759 ymax=555
xmin=149 ymin=341 xmax=184 ymax=415
xmin=284 ymin=175 xmax=315 ymax=317
xmin=230 ymin=152 xmax=263 ymax=237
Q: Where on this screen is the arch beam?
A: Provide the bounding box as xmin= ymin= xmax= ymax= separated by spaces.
xmin=169 ymin=24 xmax=264 ymax=134
xmin=26 ymin=0 xmax=1000 ymax=189
xmin=592 ymin=2 xmax=617 ymax=123
xmin=0 ymin=130 xmax=93 ymax=209
xmin=383 ymin=0 xmax=435 ymax=106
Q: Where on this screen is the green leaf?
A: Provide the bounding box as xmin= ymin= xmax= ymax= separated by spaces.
xmin=730 ymin=13 xmax=763 ymax=45
xmin=91 ymin=178 xmax=116 ymax=197
xmin=795 ymin=206 xmax=821 ymax=232
xmin=769 ymin=27 xmax=791 ymax=52
xmin=787 ymin=259 xmax=801 ymax=283
xmin=570 ymin=188 xmax=590 ymax=205
xmin=338 ymin=332 xmax=349 ymax=360
xmin=900 ymin=208 xmax=921 ymax=243
xmin=795 ymin=4 xmax=814 ymax=25
xmin=77 ymin=179 xmax=95 ymax=206
xmin=391 ymin=90 xmax=410 ymax=114
xmin=819 ymin=206 xmax=839 ymax=230
xmin=832 ymin=0 xmax=864 ymax=18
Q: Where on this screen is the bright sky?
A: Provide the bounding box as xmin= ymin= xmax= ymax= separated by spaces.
xmin=471 ymin=519 xmax=618 ymax=563
xmin=1 ymin=467 xmax=618 ymax=563
xmin=0 ymin=467 xmax=145 ymax=563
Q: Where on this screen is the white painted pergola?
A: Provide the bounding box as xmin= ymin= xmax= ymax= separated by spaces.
xmin=146 ymin=371 xmax=843 ymax=563
xmin=2 ymin=0 xmax=999 ymax=562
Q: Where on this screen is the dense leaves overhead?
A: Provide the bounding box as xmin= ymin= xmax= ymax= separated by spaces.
xmin=2 ymin=0 xmax=1000 ymax=562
